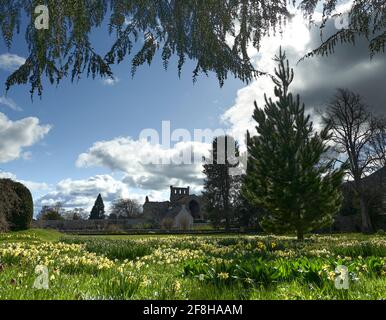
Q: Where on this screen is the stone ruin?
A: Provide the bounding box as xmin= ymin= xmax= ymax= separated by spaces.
xmin=143 ymin=186 xmax=205 ymax=229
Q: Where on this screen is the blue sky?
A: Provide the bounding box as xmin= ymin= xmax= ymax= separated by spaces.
xmin=0 ymin=17 xmax=245 ymax=213
xmin=0 ymin=49 xmax=242 ymax=181
xmin=1 ymin=0 xmax=385 ymax=215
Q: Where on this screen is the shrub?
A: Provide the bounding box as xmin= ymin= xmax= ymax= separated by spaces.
xmin=161 ymin=217 xmax=174 ymax=230
xmin=0 ymin=179 xmax=33 ymax=231
xmin=177 ymin=214 xmax=193 ymax=230
xmin=376 ymin=229 xmax=385 ymax=236
xmin=0 ymin=212 xmax=9 ymax=232
xmin=106 ymin=224 xmax=125 ymax=234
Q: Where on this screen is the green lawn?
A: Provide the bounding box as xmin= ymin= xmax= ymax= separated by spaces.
xmin=0 ymin=229 xmax=385 ymax=300
xmin=0 ymin=228 xmax=63 ymax=242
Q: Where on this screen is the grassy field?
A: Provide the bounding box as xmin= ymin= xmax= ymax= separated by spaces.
xmin=0 ymin=229 xmax=385 ymax=300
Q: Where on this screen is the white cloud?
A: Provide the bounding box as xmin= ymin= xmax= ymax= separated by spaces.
xmin=0 ymin=112 xmax=51 ymax=163
xmin=23 ymin=181 xmax=50 ymax=192
xmin=335 ymin=0 xmax=355 ymax=14
xmin=0 ymin=96 xmax=22 ymax=111
xmin=76 ymin=137 xmax=211 ymax=192
xmin=222 ymin=13 xmax=312 ymax=147
xmin=0 ymin=53 xmax=26 ymax=71
xmin=21 ymin=151 xmax=33 ymax=161
xmin=0 ymin=171 xmax=50 ymax=192
xmin=102 ymin=77 xmax=120 ymax=86
xmin=36 ymin=175 xmax=134 ymax=212
xmin=0 ymin=171 xmax=16 ymax=180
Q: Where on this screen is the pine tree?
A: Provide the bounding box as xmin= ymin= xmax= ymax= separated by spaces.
xmin=203 ymin=135 xmax=241 ymax=230
xmin=243 ymin=49 xmax=345 ymax=241
xmin=89 ymin=194 xmax=105 ymax=220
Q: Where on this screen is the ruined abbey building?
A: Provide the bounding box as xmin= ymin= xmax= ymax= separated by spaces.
xmin=143 ymin=186 xmax=205 ymax=228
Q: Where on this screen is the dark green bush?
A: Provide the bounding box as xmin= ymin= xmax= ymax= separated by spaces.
xmin=0 ymin=210 xmax=9 ymax=232
xmin=0 ymin=179 xmax=33 ymax=231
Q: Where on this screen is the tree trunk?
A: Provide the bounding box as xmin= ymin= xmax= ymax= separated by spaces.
xmin=359 ymin=194 xmax=373 ymax=233
xmin=224 ymin=207 xmax=230 ymax=231
xmin=355 ymin=175 xmax=374 ymax=234
xmin=297 ymin=229 xmax=304 ymax=241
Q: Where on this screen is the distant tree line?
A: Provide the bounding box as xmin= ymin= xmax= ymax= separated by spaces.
xmin=37 ymin=194 xmax=142 ymax=221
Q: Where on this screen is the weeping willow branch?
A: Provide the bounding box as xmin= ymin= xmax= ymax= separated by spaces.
xmin=0 ymin=0 xmax=385 ymax=97
xmin=0 ymin=0 xmax=290 ymax=97
xmin=300 ymin=0 xmax=386 ymax=62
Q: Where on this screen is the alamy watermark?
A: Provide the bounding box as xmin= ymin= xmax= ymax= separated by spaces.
xmin=334 ymin=265 xmax=350 ymax=290
xmin=34 ymin=5 xmax=49 ymax=30
xmin=33 ymin=4 xmax=350 ymax=32
xmin=33 ymin=265 xmax=49 ymax=289
xmin=334 ymin=12 xmax=350 ymax=30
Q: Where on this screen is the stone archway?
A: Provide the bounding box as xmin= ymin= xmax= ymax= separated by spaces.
xmin=189 ymin=200 xmax=200 ymax=220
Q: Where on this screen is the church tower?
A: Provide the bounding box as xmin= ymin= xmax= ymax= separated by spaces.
xmin=170 ymin=185 xmax=190 ymax=202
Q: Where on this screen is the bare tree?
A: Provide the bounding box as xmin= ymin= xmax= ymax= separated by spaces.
xmin=63 ymin=208 xmax=89 ymax=220
xmin=38 ymin=203 xmax=65 ymax=221
xmin=111 ymin=198 xmax=142 ymax=219
xmin=324 ymin=89 xmax=386 ymax=233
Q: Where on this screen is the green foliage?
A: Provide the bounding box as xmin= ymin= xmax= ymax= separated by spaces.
xmin=0 ymin=179 xmax=20 ymax=230
xmin=331 ymin=242 xmax=386 ymax=258
xmin=10 ymin=182 xmax=33 ymax=230
xmin=61 ymin=238 xmax=154 ymax=260
xmin=183 ymin=259 xmax=210 ymax=277
xmin=243 ymin=50 xmax=345 ymax=240
xmin=183 ymin=253 xmax=385 ymax=289
xmin=0 ymin=179 xmax=33 ymax=231
xmin=89 ymin=194 xmax=105 ymax=220
xmin=183 ymin=257 xmax=326 ymax=287
xmin=96 ymin=270 xmax=141 ymax=299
